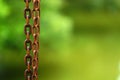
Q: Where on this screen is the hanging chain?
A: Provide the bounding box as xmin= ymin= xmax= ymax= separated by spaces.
xmin=24 ymin=0 xmax=40 ymax=80
xmin=32 ymin=0 xmax=40 ymax=80
xmin=24 ymin=0 xmax=33 ymax=80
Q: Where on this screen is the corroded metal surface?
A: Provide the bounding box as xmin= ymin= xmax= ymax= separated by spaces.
xmin=24 ymin=0 xmax=40 ymax=80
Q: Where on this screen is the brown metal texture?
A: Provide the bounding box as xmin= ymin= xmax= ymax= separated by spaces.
xmin=32 ymin=0 xmax=40 ymax=80
xmin=24 ymin=0 xmax=33 ymax=80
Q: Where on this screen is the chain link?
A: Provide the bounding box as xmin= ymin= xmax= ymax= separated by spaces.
xmin=32 ymin=0 xmax=40 ymax=80
xmin=24 ymin=0 xmax=40 ymax=80
xmin=24 ymin=0 xmax=33 ymax=80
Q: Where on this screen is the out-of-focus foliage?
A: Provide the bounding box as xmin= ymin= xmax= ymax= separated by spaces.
xmin=41 ymin=0 xmax=72 ymax=50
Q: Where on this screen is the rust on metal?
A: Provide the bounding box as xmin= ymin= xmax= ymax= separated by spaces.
xmin=32 ymin=0 xmax=40 ymax=80
xmin=24 ymin=0 xmax=40 ymax=80
xmin=24 ymin=0 xmax=33 ymax=80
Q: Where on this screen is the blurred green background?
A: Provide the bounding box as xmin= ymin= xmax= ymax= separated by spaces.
xmin=0 ymin=0 xmax=120 ymax=80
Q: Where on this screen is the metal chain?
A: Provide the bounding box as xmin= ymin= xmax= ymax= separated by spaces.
xmin=32 ymin=0 xmax=40 ymax=80
xmin=24 ymin=0 xmax=33 ymax=80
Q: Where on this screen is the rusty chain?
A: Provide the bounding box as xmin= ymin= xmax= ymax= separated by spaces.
xmin=32 ymin=0 xmax=40 ymax=80
xmin=24 ymin=0 xmax=40 ymax=80
xmin=24 ymin=0 xmax=33 ymax=80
